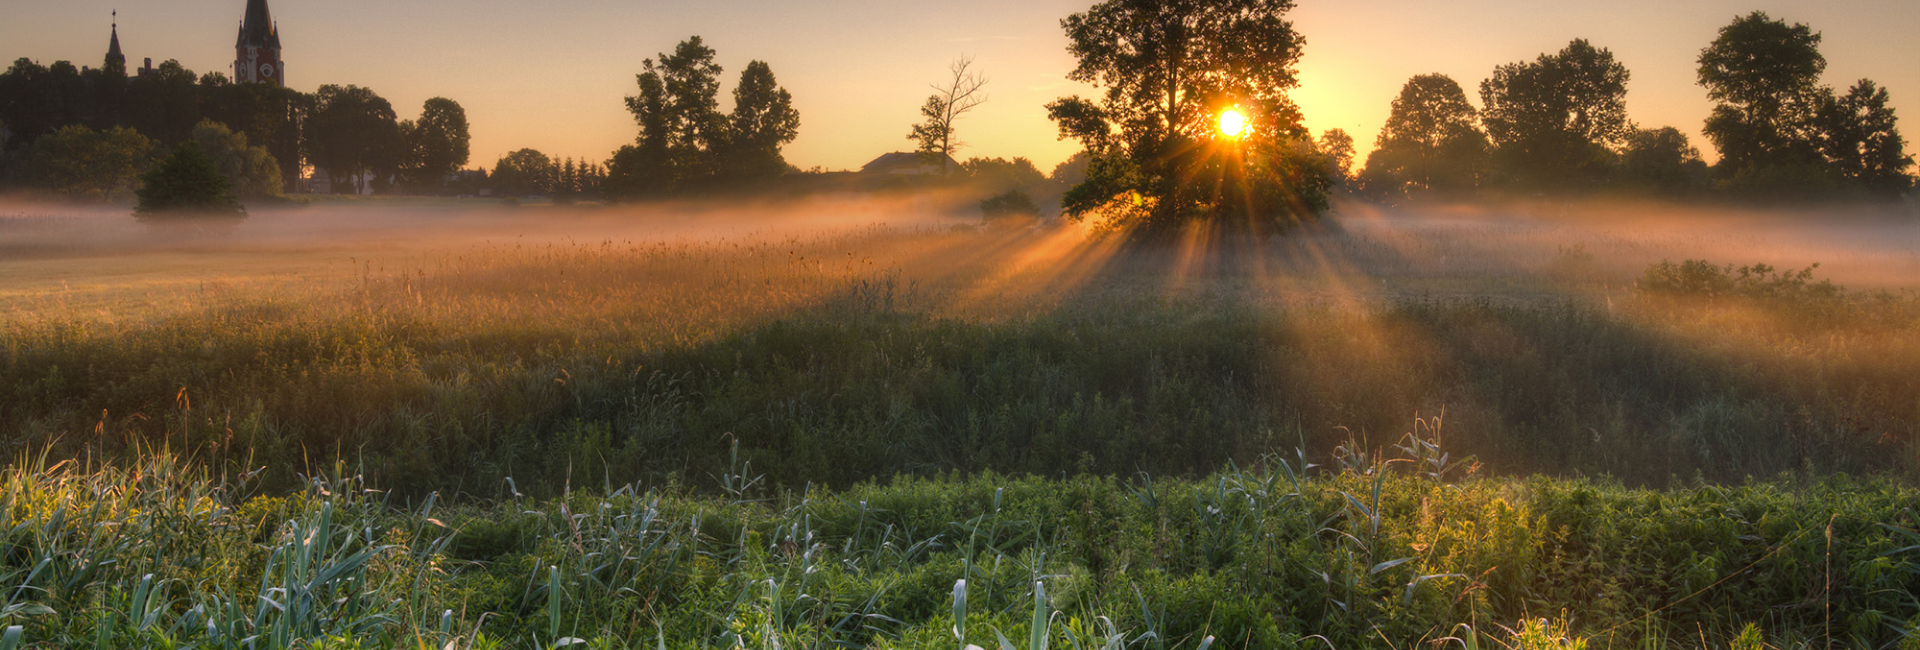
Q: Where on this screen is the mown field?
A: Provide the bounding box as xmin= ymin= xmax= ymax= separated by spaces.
xmin=1 ymin=197 xmax=1917 ymax=648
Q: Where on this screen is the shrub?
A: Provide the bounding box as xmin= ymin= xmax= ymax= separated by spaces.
xmin=979 ymin=189 xmax=1040 ymax=221
xmin=134 ymin=142 xmax=247 ymax=219
xmin=1635 ymin=259 xmax=1840 ymax=303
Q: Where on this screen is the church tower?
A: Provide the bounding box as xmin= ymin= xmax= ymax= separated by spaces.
xmin=104 ymin=11 xmax=126 ymax=73
xmin=233 ymin=0 xmax=284 ymax=85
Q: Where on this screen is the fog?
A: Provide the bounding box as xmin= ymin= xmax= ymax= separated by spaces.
xmin=2 ymin=194 xmax=1916 ymax=308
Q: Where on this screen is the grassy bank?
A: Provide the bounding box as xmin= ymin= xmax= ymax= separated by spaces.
xmin=0 ymin=450 xmax=1915 ymax=649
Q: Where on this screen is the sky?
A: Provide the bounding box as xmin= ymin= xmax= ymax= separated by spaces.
xmin=4 ymin=0 xmax=1916 ymax=173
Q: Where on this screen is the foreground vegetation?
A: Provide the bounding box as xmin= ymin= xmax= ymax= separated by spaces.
xmin=3 ymin=222 xmax=1916 ymax=495
xmin=2 ymin=443 xmax=1916 ymax=649
xmin=2 ymin=209 xmax=1918 ymax=647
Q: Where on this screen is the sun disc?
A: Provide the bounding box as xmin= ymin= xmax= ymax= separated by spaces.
xmin=1218 ymin=108 xmax=1248 ymax=138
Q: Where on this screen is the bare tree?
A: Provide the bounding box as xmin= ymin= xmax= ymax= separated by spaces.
xmin=908 ymin=56 xmax=988 ymax=169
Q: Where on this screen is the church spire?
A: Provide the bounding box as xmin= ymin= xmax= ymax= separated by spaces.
xmin=105 ymin=10 xmax=126 ymax=70
xmin=233 ymin=0 xmax=284 ymax=86
xmin=237 ymin=0 xmax=275 ymax=48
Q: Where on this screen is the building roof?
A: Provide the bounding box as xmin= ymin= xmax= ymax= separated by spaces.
xmin=861 ymin=152 xmax=959 ymax=174
xmin=236 ymin=0 xmax=281 ymax=49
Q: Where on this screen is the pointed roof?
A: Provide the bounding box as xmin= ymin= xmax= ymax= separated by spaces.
xmin=106 ymin=13 xmax=125 ymax=67
xmin=236 ymin=0 xmax=280 ymax=49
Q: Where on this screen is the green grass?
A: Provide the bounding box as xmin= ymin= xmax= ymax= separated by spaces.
xmin=2 ymin=213 xmax=1919 ymax=647
xmin=0 ymin=446 xmax=1914 ymax=649
xmin=2 ymin=245 xmax=1915 ymax=494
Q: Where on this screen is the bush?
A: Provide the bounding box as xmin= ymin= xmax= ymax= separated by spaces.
xmin=135 ymin=142 xmax=247 ymax=219
xmin=979 ymin=189 xmax=1040 ymax=221
xmin=1635 ymin=259 xmax=1841 ymax=303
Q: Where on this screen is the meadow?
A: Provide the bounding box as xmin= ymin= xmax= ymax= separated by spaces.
xmin=0 ymin=196 xmax=1917 ymax=648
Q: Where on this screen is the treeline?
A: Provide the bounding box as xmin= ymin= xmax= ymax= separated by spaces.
xmin=1356 ymin=12 xmax=1915 ymax=201
xmin=0 ymin=56 xmax=472 ymax=199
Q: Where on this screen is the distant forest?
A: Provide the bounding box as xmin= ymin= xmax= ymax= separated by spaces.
xmin=0 ymin=10 xmax=1912 ymax=209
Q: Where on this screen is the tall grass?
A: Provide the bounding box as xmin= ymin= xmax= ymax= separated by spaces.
xmin=0 ymin=444 xmax=1912 ymax=648
xmin=2 ymin=227 xmax=1914 ymax=493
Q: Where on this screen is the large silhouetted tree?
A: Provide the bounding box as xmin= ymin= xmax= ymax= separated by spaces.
xmin=1480 ymin=39 xmax=1631 ymax=189
xmin=1359 ymin=74 xmax=1488 ymax=196
xmin=400 ymin=97 xmax=471 ymax=192
xmin=1046 ymin=0 xmax=1331 ymax=231
xmin=609 ymin=37 xmax=802 ymax=197
xmin=305 ymin=85 xmax=403 ymax=194
xmin=1818 ymin=80 xmax=1913 ymax=195
xmin=606 ymin=69 xmax=672 ymax=198
xmin=724 ymin=60 xmax=800 ymax=181
xmin=1698 ymin=12 xmax=1830 ymax=189
xmin=608 ymin=37 xmax=727 ymax=196
xmin=908 ymin=56 xmax=987 ymax=168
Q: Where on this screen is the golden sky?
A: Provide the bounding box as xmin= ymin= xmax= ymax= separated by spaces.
xmin=6 ymin=0 xmax=1916 ymax=172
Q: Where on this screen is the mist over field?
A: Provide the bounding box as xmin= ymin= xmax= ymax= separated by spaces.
xmin=5 ymin=195 xmax=1915 ymax=307
xmin=4 ymin=0 xmax=1919 ymax=642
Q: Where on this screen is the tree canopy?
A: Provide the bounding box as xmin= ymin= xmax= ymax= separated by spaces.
xmin=1359 ymin=74 xmax=1488 ymax=196
xmin=1698 ymin=12 xmax=1829 ymax=183
xmin=190 ymin=119 xmax=282 ymax=198
xmin=400 ymin=97 xmax=472 ymax=191
xmin=1480 ymin=39 xmax=1631 ymax=188
xmin=491 ymin=148 xmax=555 ymax=198
xmin=724 ymin=61 xmax=801 ymax=182
xmin=1817 ymin=80 xmax=1913 ymax=195
xmin=16 ymin=124 xmax=155 ymax=200
xmin=134 ymin=141 xmax=245 ymax=218
xmin=607 ymin=37 xmax=800 ymax=198
xmin=304 ymin=85 xmax=403 ymax=194
xmin=1046 ymin=0 xmax=1332 ymax=232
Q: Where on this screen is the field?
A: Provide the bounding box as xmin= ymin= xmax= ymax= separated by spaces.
xmin=1 ymin=196 xmax=1918 ymax=648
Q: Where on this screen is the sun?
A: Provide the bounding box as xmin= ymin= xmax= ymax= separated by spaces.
xmin=1217 ymin=107 xmax=1248 ymax=138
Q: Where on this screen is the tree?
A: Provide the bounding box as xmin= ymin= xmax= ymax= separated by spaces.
xmin=1480 ymin=39 xmax=1632 ymax=189
xmin=723 ymin=60 xmax=800 ymax=182
xmin=490 ymin=148 xmax=555 ymax=197
xmin=1317 ymin=128 xmax=1355 ymax=183
xmin=305 ymin=85 xmax=403 ymax=194
xmin=399 ymin=97 xmax=471 ymax=192
xmin=1358 ymin=74 xmax=1488 ymax=196
xmin=1618 ymin=127 xmax=1708 ymax=195
xmin=608 ymin=37 xmax=728 ymax=196
xmin=963 ymin=156 xmax=1049 ymax=195
xmin=1045 ymin=0 xmax=1328 ymax=231
xmin=1818 ymin=80 xmax=1913 ymax=195
xmin=1698 ymin=12 xmax=1829 ymax=185
xmin=908 ymin=56 xmax=987 ymax=167
xmin=16 ymin=124 xmax=155 ymax=200
xmin=190 ymin=120 xmax=282 ymax=198
xmin=135 ymin=141 xmax=245 ymax=218
xmin=606 ymin=69 xmax=672 ymax=198
xmin=0 ymin=58 xmax=86 ymax=150
xmin=198 ymin=76 xmax=307 ymax=188
xmin=122 ymin=60 xmax=202 ymax=145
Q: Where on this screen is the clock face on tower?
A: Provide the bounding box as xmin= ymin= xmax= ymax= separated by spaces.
xmin=259 ymin=63 xmax=275 ymax=79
